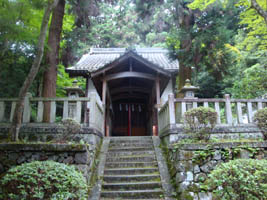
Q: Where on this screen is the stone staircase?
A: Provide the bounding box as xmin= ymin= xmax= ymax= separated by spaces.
xmin=100 ymin=136 xmax=167 ymax=200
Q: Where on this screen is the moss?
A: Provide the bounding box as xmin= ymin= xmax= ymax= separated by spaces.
xmin=87 ymin=139 xmax=102 ymax=194
xmin=180 ymin=191 xmax=194 ymax=200
xmin=183 ymin=151 xmax=194 ymax=160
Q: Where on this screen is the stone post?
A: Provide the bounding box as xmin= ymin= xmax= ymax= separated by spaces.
xmin=89 ymin=92 xmax=97 ymax=130
xmin=23 ymin=93 xmax=32 ymax=123
xmin=0 ymin=101 xmax=5 ymax=122
xmin=224 ymin=94 xmax=232 ymax=125
xmin=168 ymin=93 xmax=176 ymax=129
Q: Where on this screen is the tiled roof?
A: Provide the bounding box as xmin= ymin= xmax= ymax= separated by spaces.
xmin=66 ymin=48 xmax=179 ymax=73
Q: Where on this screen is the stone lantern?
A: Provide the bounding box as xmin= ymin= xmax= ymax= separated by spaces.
xmin=64 ymin=80 xmax=85 ymax=119
xmin=179 ymin=79 xmax=199 ymax=111
xmin=180 ymin=79 xmax=199 ymax=99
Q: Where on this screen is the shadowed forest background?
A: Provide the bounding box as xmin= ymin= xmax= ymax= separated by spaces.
xmin=0 ymin=0 xmax=266 ymax=99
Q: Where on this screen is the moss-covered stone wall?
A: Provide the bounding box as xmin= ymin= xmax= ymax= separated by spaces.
xmin=163 ymin=142 xmax=267 ymax=200
xmin=0 ymin=143 xmax=97 ymax=183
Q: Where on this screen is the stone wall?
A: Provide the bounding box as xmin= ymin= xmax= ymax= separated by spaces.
xmin=0 ymin=143 xmax=98 ymax=183
xmin=161 ymin=124 xmax=263 ymax=145
xmin=164 ymin=142 xmax=267 ymax=200
xmin=0 ymin=123 xmax=102 ymax=146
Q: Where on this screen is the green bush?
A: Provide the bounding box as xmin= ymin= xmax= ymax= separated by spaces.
xmin=254 ymin=107 xmax=267 ymax=140
xmin=204 ymin=159 xmax=267 ymax=200
xmin=184 ymin=106 xmax=217 ymax=141
xmin=0 ymin=161 xmax=88 ymax=200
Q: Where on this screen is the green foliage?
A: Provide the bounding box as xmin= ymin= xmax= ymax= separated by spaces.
xmin=184 ymin=107 xmax=217 ymax=141
xmin=254 ymin=108 xmax=267 ymax=140
xmin=223 ymin=39 xmax=267 ymax=98
xmin=0 ymin=161 xmax=88 ymax=200
xmin=56 ymin=64 xmax=74 ymax=97
xmin=192 ymin=147 xmax=214 ymax=164
xmin=230 ymin=63 xmax=267 ymax=98
xmin=203 ymin=159 xmax=267 ymax=200
xmin=167 ymin=0 xmax=240 ymax=81
xmin=0 ymin=0 xmax=45 ymax=97
xmin=189 ymin=0 xmax=267 ymax=51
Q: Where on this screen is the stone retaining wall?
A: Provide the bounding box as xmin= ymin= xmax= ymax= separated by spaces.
xmin=0 ymin=143 xmax=98 ymax=183
xmin=161 ymin=124 xmax=263 ymax=145
xmin=164 ymin=142 xmax=267 ymax=200
xmin=0 ymin=123 xmax=102 ymax=146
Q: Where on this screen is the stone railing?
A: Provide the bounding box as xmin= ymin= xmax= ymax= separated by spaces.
xmin=0 ymin=92 xmax=104 ymax=133
xmin=158 ymin=93 xmax=267 ymax=134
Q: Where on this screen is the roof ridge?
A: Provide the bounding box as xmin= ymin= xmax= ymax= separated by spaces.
xmin=90 ymin=48 xmax=126 ymax=54
xmin=90 ymin=47 xmax=168 ymax=54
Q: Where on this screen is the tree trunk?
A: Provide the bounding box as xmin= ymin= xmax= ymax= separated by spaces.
xmin=177 ymin=64 xmax=192 ymax=97
xmin=42 ymin=0 xmax=65 ymax=123
xmin=251 ymin=0 xmax=267 ymax=24
xmin=8 ymin=0 xmax=59 ymax=141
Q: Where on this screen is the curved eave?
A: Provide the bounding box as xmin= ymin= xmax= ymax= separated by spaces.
xmin=91 ymin=50 xmax=174 ymax=78
xmin=65 ymin=68 xmax=90 ymax=77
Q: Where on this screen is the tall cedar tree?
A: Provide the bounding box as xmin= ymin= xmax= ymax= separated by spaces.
xmin=9 ymin=0 xmax=59 ymax=141
xmin=42 ymin=0 xmax=65 ymax=122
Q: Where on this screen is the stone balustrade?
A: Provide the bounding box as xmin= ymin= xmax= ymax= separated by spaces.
xmin=0 ymin=92 xmax=104 ymax=133
xmin=158 ymin=93 xmax=267 ymax=135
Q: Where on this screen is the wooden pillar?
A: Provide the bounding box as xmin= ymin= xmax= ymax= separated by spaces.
xmin=102 ymin=79 xmax=107 ymax=136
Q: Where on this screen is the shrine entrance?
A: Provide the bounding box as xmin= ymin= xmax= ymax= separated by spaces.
xmin=89 ymin=49 xmax=172 ymax=137
xmin=113 ymin=102 xmax=147 ymax=136
xmin=107 ymin=75 xmax=154 ymax=137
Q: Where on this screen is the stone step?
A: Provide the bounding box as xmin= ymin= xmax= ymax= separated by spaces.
xmin=104 ymin=167 xmax=159 ymax=175
xmin=109 ymin=142 xmax=153 ymax=148
xmin=102 ymin=181 xmax=162 ymax=190
xmin=109 ymin=136 xmax=152 ymax=141
xmin=101 ymin=198 xmax=164 ymax=200
xmin=109 ymin=143 xmax=154 ymax=149
xmin=103 ymin=174 xmax=161 ymax=183
xmin=101 ymin=199 xmax=162 ymax=200
xmin=106 ymin=155 xmax=156 ymax=162
xmin=108 ymin=146 xmax=154 ymax=152
xmin=105 ymin=161 xmax=158 ymax=168
xmin=100 ymin=189 xmax=164 ymax=199
xmin=107 ymin=150 xmax=155 ymax=157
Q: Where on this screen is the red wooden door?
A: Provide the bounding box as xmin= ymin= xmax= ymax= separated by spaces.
xmin=113 ymin=103 xmax=146 ymax=136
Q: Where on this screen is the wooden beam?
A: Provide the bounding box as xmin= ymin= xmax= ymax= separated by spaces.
xmin=104 ymin=71 xmax=156 ymax=82
xmin=110 ymin=87 xmax=151 ymax=95
xmin=112 ymin=94 xmax=148 ymax=101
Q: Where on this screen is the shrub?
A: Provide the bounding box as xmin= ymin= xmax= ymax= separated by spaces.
xmin=254 ymin=107 xmax=267 ymax=140
xmin=184 ymin=106 xmax=217 ymax=141
xmin=203 ymin=159 xmax=267 ymax=200
xmin=60 ymin=118 xmax=81 ymax=141
xmin=0 ymin=161 xmax=88 ymax=200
